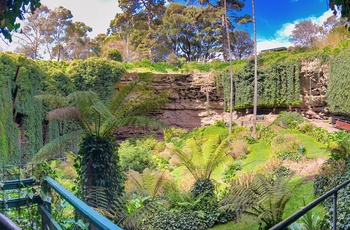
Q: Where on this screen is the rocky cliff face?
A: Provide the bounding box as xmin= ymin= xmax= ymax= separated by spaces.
xmin=298 ymin=59 xmax=329 ymax=119
xmin=117 ymin=61 xmax=329 ymax=137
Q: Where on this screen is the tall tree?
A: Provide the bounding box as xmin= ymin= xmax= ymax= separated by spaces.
xmin=46 ymin=6 xmax=73 ymax=61
xmin=0 ymin=0 xmax=41 ymax=42
xmin=230 ymin=30 xmax=253 ymax=60
xmin=116 ymin=0 xmax=166 ymax=60
xmin=161 ymin=3 xmax=221 ymax=62
xmin=252 ymin=0 xmax=257 ymax=137
xmin=15 ymin=5 xmax=50 ymax=59
xmin=63 ymin=21 xmax=93 ymax=60
xmin=188 ymin=0 xmax=247 ymax=61
xmin=289 ymin=20 xmax=320 ymax=48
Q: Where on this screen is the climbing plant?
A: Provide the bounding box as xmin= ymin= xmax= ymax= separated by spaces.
xmin=220 ymin=59 xmax=301 ymax=110
xmin=0 ymin=53 xmax=46 ymax=164
xmin=326 ymin=49 xmax=350 ymax=116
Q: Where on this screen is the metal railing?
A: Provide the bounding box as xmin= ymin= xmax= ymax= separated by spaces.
xmin=1 ymin=163 xmax=123 ymax=230
xmin=0 ymin=213 xmax=21 ymax=230
xmin=41 ymin=176 xmax=122 ymax=230
xmin=271 ymin=178 xmax=350 ymax=230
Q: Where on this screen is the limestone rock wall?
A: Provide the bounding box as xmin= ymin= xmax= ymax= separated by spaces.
xmin=298 ymin=59 xmax=329 ymax=119
xmin=118 ymin=61 xmax=329 ymax=136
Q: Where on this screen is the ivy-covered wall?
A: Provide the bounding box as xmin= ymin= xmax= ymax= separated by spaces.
xmin=0 ymin=53 xmax=46 ymax=164
xmin=0 ymin=54 xmax=125 ymax=165
xmin=326 ymin=49 xmax=350 ymax=116
xmin=221 ymin=59 xmax=301 ymax=110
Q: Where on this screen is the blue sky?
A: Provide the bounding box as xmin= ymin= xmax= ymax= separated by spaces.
xmin=237 ymin=0 xmax=333 ymax=51
xmin=1 ymin=0 xmax=334 ymax=52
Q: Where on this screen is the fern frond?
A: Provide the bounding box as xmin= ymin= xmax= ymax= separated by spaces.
xmin=35 ymin=93 xmax=67 ymax=108
xmin=47 ymin=107 xmax=80 ymax=121
xmin=31 ymin=130 xmax=82 ymax=162
xmin=66 ymin=91 xmax=100 ymax=113
xmin=124 ymin=91 xmax=169 ymax=117
xmin=109 ymin=81 xmax=140 ymax=115
xmin=220 ymin=173 xmax=294 ymax=228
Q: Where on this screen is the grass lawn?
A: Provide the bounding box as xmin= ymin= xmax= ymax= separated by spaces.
xmin=210 ymin=215 xmax=260 ymax=230
xmin=284 ymin=177 xmax=325 ymax=219
xmin=171 ymin=125 xmax=330 ymax=229
xmin=274 ymin=126 xmax=330 ymax=158
xmin=242 ymin=140 xmax=273 ymax=172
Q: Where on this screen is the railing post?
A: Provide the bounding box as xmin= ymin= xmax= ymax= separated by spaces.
xmin=333 ymin=191 xmax=337 ymax=230
xmin=41 ymin=179 xmax=52 ymax=229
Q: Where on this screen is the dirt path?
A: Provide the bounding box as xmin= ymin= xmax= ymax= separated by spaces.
xmin=283 ymin=157 xmax=328 ymax=180
xmin=308 ymin=119 xmax=339 ymax=132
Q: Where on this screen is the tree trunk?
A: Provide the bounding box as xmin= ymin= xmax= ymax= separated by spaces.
xmin=221 ymin=14 xmax=228 ymax=61
xmin=252 ymin=0 xmax=258 ymax=137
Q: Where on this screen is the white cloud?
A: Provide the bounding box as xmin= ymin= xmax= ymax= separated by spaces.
xmin=1 ymin=0 xmax=121 ymax=51
xmin=257 ymin=10 xmax=334 ymax=52
xmin=41 ymin=0 xmax=121 ymax=37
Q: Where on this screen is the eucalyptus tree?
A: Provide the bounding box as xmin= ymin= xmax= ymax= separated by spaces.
xmin=252 ymin=0 xmax=258 ymax=137
xmin=14 ymin=5 xmax=50 ymax=59
xmin=33 ymin=73 xmax=169 ymax=204
xmin=161 ymin=3 xmax=221 ymax=62
xmin=46 ymin=6 xmax=73 ymax=61
xmin=187 ymin=0 xmax=248 ymax=61
xmin=115 ymin=0 xmax=167 ymax=60
xmin=63 ymin=21 xmax=94 ymax=60
xmin=230 ymin=30 xmax=253 ymax=60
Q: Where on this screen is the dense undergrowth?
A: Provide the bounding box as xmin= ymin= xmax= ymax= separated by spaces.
xmin=4 ymin=112 xmax=349 ymax=229
xmin=2 ymin=43 xmax=350 ymax=229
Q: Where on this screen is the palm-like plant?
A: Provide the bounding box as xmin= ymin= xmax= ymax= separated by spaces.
xmin=172 ymin=134 xmax=232 ymax=196
xmin=126 ymin=168 xmax=166 ymax=200
xmin=220 ymin=173 xmax=295 ymax=229
xmin=33 ymin=73 xmax=168 ymax=203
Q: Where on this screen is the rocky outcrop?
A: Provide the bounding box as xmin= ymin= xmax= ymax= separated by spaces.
xmin=298 ymin=59 xmax=329 ymax=119
xmin=117 ymin=61 xmax=330 ymax=138
xmin=119 ymin=71 xmax=227 ymax=132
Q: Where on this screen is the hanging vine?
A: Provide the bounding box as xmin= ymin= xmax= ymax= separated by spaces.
xmin=220 ymin=58 xmax=302 ymax=111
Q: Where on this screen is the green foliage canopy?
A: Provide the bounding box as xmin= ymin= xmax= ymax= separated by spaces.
xmin=0 ymin=0 xmax=41 ymax=41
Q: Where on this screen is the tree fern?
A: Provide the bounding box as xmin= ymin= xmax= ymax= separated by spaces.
xmin=220 ymin=173 xmax=295 ymax=229
xmin=34 ymin=73 xmax=168 ymax=208
xmin=31 ymin=130 xmax=82 ymax=162
xmin=126 ymin=168 xmax=166 ymax=200
xmin=172 ymin=134 xmax=233 ymax=181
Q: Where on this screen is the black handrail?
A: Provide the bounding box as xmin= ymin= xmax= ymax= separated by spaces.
xmin=270 ymin=178 xmax=350 ymax=230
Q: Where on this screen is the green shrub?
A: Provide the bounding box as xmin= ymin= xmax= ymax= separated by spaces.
xmin=152 ymin=62 xmax=178 ymax=73
xmin=166 ymin=53 xmax=181 ymax=67
xmin=222 ymin=161 xmax=242 ymax=182
xmin=142 ymin=182 xmax=235 ymax=229
xmin=274 ymin=112 xmax=306 ymax=129
xmin=104 ymin=49 xmax=122 ymax=62
xmin=182 ymin=62 xmax=212 ymax=72
xmin=272 ymin=134 xmax=303 ymax=161
xmin=256 ymin=124 xmax=277 ymax=145
xmin=163 ymin=127 xmax=188 ymax=144
xmin=310 ymin=127 xmax=328 ymax=143
xmin=118 ymin=139 xmax=155 ymax=173
xmin=326 ymin=130 xmax=350 ymax=148
xmin=299 ymin=122 xmax=314 ymax=134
